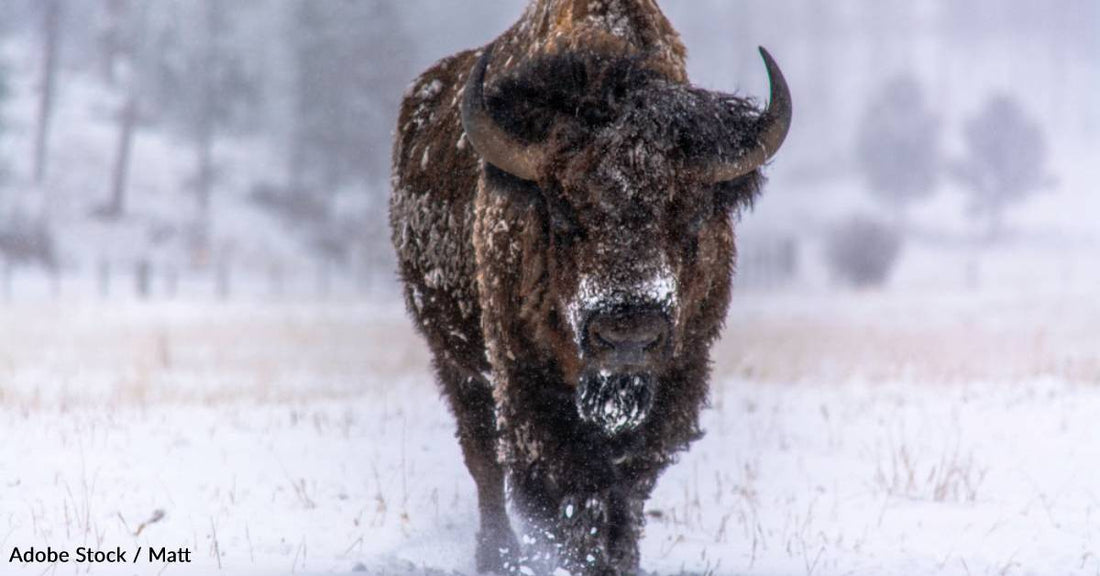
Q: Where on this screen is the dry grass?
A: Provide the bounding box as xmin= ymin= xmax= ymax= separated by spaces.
xmin=0 ymin=300 xmax=432 ymax=408
xmin=872 ymin=435 xmax=988 ymax=504
xmin=714 ymin=290 xmax=1100 ymax=386
xmin=3 ymin=288 xmax=1100 ymax=410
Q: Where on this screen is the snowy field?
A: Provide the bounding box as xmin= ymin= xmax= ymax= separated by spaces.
xmin=3 ymin=289 xmax=1100 ymax=576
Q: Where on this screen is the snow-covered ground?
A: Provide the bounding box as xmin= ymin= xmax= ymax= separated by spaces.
xmin=2 ymin=291 xmax=1099 ymax=575
xmin=1 ymin=3 xmax=1098 ymax=573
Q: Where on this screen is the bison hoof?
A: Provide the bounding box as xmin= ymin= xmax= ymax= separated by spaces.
xmin=476 ymin=528 xmax=520 ymax=574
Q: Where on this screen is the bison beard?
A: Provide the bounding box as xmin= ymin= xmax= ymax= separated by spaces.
xmin=576 ymin=371 xmax=655 ymax=435
xmin=389 ymin=1 xmax=790 ymax=574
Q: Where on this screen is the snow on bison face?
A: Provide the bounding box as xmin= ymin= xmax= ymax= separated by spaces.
xmin=465 ymin=45 xmax=791 ymax=436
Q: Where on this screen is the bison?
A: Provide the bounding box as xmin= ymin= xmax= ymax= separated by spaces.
xmin=390 ymin=0 xmax=791 ymax=573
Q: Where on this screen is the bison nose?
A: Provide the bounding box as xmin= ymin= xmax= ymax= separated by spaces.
xmin=585 ymin=309 xmax=670 ymax=366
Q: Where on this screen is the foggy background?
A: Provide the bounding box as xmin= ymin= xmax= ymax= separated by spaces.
xmin=2 ymin=3 xmax=1100 ymax=574
xmin=0 ymin=0 xmax=1095 ymax=303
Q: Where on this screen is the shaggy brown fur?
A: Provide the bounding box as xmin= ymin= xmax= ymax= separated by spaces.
xmin=390 ymin=1 xmax=783 ymax=574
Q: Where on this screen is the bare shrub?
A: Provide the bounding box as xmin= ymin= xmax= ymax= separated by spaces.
xmin=825 ymin=215 xmax=902 ymax=288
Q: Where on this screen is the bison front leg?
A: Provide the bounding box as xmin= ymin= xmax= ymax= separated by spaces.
xmin=515 ymin=484 xmax=645 ymax=575
xmin=438 ymin=364 xmax=519 ymax=573
xmin=557 ymin=490 xmax=644 ymax=574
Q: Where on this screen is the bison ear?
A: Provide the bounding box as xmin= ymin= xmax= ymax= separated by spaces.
xmin=701 ymin=47 xmax=792 ymax=184
xmin=713 ymin=170 xmax=764 ymax=215
xmin=461 ymin=44 xmax=546 ymax=182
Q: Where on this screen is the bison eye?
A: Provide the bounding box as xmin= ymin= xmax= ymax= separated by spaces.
xmin=542 ymin=193 xmax=583 ymax=243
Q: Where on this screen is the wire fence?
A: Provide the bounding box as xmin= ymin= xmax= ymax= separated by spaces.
xmin=0 ymin=257 xmax=398 ymax=304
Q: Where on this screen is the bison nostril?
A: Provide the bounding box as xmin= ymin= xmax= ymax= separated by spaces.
xmin=585 ymin=309 xmax=670 ymax=357
xmin=594 ymin=330 xmax=617 ymax=350
xmin=645 ymin=330 xmax=665 ymax=352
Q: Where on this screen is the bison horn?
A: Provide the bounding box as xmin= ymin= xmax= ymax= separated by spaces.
xmin=705 ymin=47 xmax=793 ymax=183
xmin=461 ymin=44 xmax=545 ymax=182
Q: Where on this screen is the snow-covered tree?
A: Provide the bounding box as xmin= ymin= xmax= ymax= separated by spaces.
xmin=953 ymin=94 xmax=1054 ymax=241
xmin=137 ymin=0 xmax=262 ymax=217
xmin=856 ymin=75 xmax=941 ymax=226
xmin=94 ymin=0 xmax=130 ymax=85
xmin=33 ymin=0 xmax=63 ymax=184
xmin=92 ymin=0 xmax=143 ymax=218
xmin=276 ymin=0 xmax=413 ymax=279
xmin=287 ymin=0 xmax=412 ymax=193
xmin=0 ymin=62 xmax=8 ymax=133
xmin=0 ymin=61 xmax=8 ymax=184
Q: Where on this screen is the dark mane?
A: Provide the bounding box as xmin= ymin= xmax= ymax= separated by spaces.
xmin=488 ymin=52 xmax=766 ymax=211
xmin=486 ymin=51 xmax=662 ymax=143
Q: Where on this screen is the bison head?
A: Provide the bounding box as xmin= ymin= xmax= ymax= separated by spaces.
xmin=463 ymin=45 xmax=790 ymax=438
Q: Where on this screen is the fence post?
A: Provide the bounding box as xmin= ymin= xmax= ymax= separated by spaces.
xmin=216 ymin=260 xmax=230 ymax=300
xmin=50 ymin=265 xmax=60 ymax=300
xmin=135 ymin=259 xmax=151 ymax=300
xmin=317 ymin=259 xmax=331 ymax=299
xmin=268 ymin=261 xmax=284 ymax=298
xmin=98 ymin=259 xmax=111 ymax=299
xmin=2 ymin=262 xmax=12 ymax=303
xmin=165 ymin=266 xmax=178 ymax=299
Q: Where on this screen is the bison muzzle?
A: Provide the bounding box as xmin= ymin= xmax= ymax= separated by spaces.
xmin=390 ymin=1 xmax=791 ymax=573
